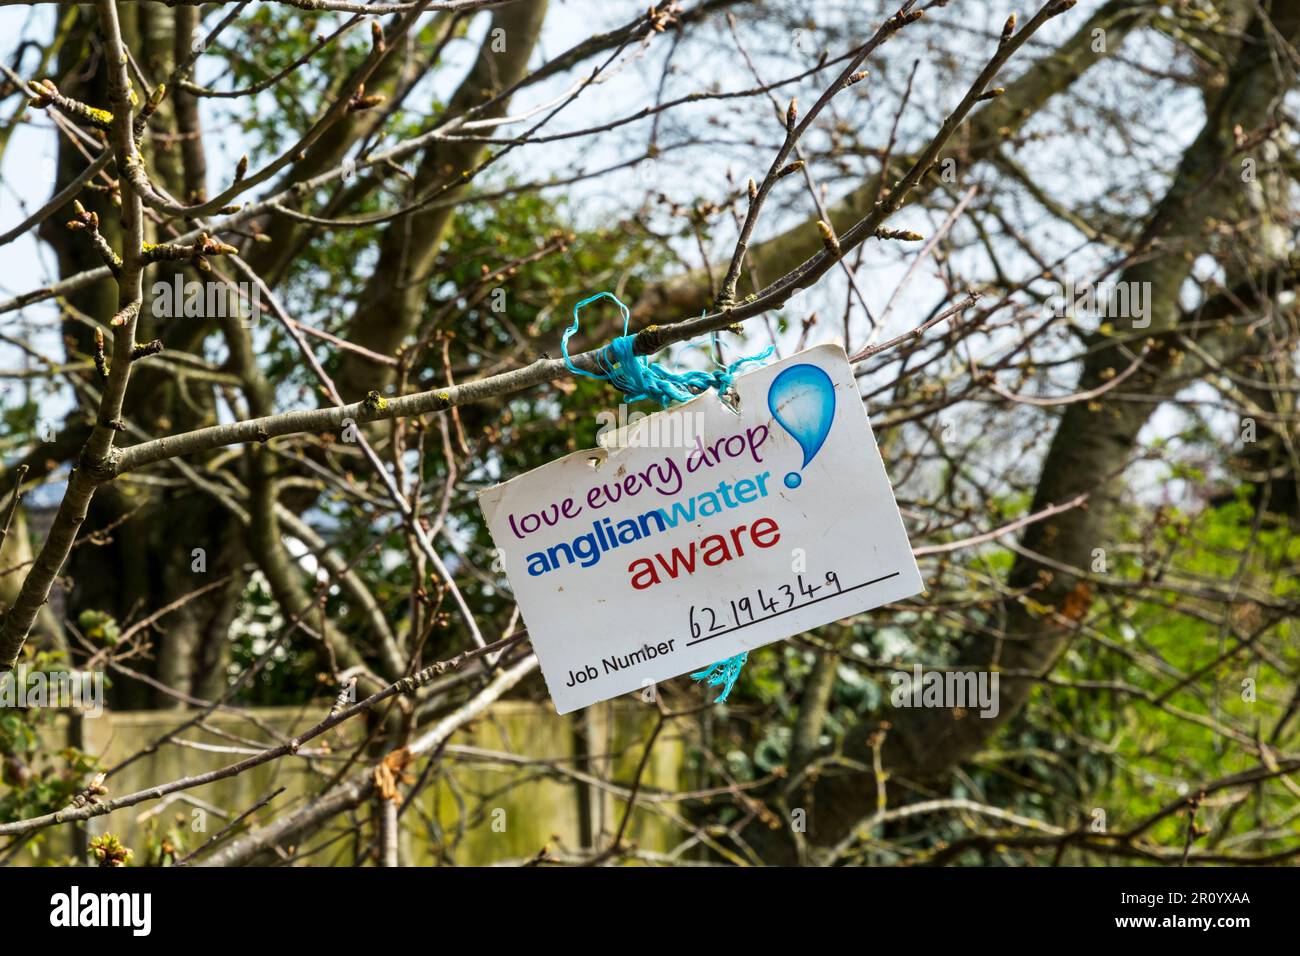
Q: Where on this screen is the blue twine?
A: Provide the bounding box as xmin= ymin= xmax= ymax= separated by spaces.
xmin=562 ymin=292 xmax=773 ymax=407
xmin=562 ymin=291 xmax=773 ymax=704
xmin=689 ymin=652 xmax=748 ymax=703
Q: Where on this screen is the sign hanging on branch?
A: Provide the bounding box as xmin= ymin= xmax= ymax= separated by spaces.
xmin=478 ymin=343 xmax=922 ymax=714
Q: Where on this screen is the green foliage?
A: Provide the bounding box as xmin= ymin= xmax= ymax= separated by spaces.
xmin=138 ymin=812 xmax=191 ymax=867
xmin=979 ymin=491 xmax=1300 ymax=859
xmin=227 ymin=575 xmax=320 ymax=706
xmin=0 ymin=650 xmax=100 ymax=861
xmin=88 ymin=831 xmax=133 ymax=867
xmin=77 ymin=609 xmax=120 ymax=646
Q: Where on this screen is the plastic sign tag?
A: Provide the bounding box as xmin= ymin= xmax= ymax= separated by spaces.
xmin=478 ymin=344 xmax=922 ymax=714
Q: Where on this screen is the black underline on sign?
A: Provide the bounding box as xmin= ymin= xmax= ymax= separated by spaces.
xmin=685 ymin=571 xmax=903 ymax=647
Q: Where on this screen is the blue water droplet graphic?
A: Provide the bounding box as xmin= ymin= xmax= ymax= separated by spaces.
xmin=766 ymin=363 xmax=836 ymax=489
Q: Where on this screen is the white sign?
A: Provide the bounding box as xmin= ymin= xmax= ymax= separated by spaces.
xmin=478 ymin=344 xmax=922 ymax=713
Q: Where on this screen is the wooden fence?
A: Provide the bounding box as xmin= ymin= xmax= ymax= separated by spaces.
xmin=18 ymin=700 xmax=693 ymax=866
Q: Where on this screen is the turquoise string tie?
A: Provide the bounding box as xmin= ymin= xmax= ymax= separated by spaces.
xmin=688 ymin=652 xmax=749 ymax=704
xmin=561 ymin=291 xmax=773 ymax=704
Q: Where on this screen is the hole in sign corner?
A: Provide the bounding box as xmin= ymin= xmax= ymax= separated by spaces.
xmin=718 ymin=388 xmax=743 ymax=416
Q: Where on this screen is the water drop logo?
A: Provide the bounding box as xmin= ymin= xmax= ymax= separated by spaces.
xmin=766 ymin=363 xmax=836 ymax=489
